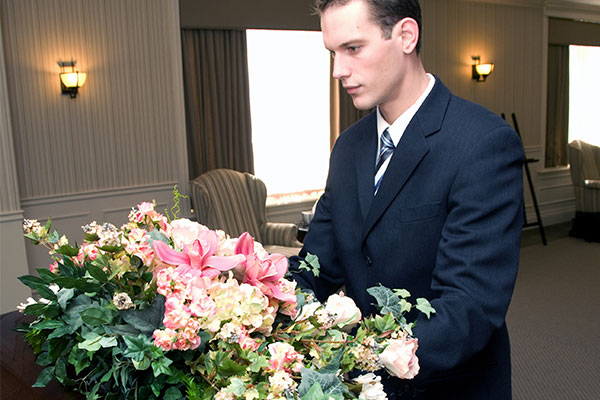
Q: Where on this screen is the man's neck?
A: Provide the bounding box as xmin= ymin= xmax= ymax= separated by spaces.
xmin=379 ymin=63 xmax=430 ymax=124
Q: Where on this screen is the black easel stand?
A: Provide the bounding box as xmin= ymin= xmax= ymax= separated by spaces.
xmin=502 ymin=113 xmax=547 ymax=246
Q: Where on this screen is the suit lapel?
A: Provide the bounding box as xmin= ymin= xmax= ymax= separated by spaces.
xmin=355 ymin=114 xmax=378 ymax=221
xmin=361 ymin=77 xmax=451 ymax=241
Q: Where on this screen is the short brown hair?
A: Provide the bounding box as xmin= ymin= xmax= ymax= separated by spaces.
xmin=315 ymin=0 xmax=422 ymax=53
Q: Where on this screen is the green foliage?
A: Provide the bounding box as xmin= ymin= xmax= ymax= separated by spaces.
xmin=296 ymin=252 xmax=321 ymax=277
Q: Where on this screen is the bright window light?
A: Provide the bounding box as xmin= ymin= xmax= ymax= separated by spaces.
xmin=569 ymin=45 xmax=600 ymax=146
xmin=247 ymin=30 xmax=331 ymax=200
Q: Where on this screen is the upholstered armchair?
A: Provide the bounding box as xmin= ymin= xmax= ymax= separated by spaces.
xmin=190 ymin=169 xmax=302 ymax=256
xmin=567 ymin=140 xmax=600 ymax=241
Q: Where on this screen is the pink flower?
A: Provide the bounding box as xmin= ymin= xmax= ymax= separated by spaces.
xmin=152 ymin=230 xmax=245 ymax=279
xmin=235 ymin=232 xmax=295 ymax=303
xmin=189 ymin=287 xmax=216 ymax=318
xmin=153 ymin=328 xmax=177 ymax=351
xmin=163 ymin=295 xmax=191 ymax=329
xmin=138 ymin=202 xmax=154 ymax=214
xmin=170 ymin=218 xmax=209 ymax=249
xmin=324 ymin=292 xmax=361 ymax=326
xmin=268 ymin=342 xmax=304 ymax=373
xmin=49 ymin=261 xmax=59 ymax=273
xmin=379 ymin=335 xmax=420 ymax=379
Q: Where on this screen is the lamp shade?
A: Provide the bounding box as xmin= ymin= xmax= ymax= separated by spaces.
xmin=475 ymin=63 xmax=494 ymax=76
xmin=60 ymin=71 xmax=87 ymax=88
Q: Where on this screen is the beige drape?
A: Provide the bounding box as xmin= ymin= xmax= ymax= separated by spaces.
xmin=545 ymin=44 xmax=570 ymax=168
xmin=181 ymin=29 xmax=254 ymax=179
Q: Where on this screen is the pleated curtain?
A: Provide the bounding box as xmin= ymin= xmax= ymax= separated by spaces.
xmin=545 ymin=44 xmax=570 ymax=168
xmin=181 ymin=29 xmax=254 ymax=180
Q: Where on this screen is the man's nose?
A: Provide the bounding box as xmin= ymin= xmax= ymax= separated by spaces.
xmin=332 ymin=57 xmax=350 ymax=80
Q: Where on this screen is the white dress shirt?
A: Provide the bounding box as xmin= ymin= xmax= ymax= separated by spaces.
xmin=374 ymin=73 xmax=436 ymax=190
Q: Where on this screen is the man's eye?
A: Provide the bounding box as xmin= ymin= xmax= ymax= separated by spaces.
xmin=348 ymin=46 xmax=360 ymax=52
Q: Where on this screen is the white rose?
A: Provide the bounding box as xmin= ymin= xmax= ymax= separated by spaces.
xmin=379 ymin=336 xmax=420 ymax=379
xmin=324 ymin=292 xmax=361 ymax=327
xmin=170 ymin=218 xmax=208 ymax=249
xmin=355 ymin=373 xmax=388 ymax=400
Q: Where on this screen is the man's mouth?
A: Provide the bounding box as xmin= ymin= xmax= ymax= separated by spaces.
xmin=344 ymin=85 xmax=360 ymax=95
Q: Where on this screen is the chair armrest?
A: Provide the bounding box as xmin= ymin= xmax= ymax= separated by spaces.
xmin=584 ymin=180 xmax=600 ymax=189
xmin=261 ymin=222 xmax=303 ymax=247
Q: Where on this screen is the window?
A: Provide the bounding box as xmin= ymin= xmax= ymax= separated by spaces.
xmin=246 ymin=30 xmax=330 ymax=203
xmin=569 ymin=45 xmax=600 ymax=146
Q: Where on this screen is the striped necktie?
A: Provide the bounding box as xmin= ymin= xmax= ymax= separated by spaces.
xmin=374 ymin=128 xmax=395 ymax=194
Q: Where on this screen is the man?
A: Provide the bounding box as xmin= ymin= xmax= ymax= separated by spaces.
xmin=289 ymin=0 xmax=524 ymax=399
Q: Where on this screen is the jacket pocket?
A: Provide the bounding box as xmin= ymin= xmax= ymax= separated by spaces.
xmin=395 ymin=201 xmax=441 ymax=222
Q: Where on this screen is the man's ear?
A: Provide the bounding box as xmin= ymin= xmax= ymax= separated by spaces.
xmin=393 ymin=17 xmax=419 ymax=54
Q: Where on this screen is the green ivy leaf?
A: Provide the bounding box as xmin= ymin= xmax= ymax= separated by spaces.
xmin=227 ymin=378 xmax=246 ymax=396
xmin=32 ymin=366 xmax=55 ymax=387
xmin=31 ymin=320 xmax=64 ymax=330
xmin=297 ymin=253 xmax=321 ymax=277
xmin=57 ymin=288 xmax=75 ymax=310
xmin=301 ymin=382 xmax=344 ymax=400
xmin=152 ymin=356 xmax=173 ymax=377
xmin=394 ymin=288 xmax=411 ymax=298
xmin=319 ymin=346 xmax=344 ymax=374
xmin=80 ymin=306 xmax=116 ymax=326
xmin=123 ymin=334 xmax=154 ymax=362
xmin=164 ymin=386 xmax=183 ymax=400
xmin=298 ymin=367 xmax=347 ymax=398
xmin=54 ymin=358 xmax=67 ymax=383
xmin=119 ymin=295 xmax=165 ymax=334
xmin=68 ymin=346 xmax=91 ymax=374
xmin=415 ymin=298 xmax=436 ymax=319
xmin=367 ymin=285 xmax=403 ymax=318
xmin=145 ymin=229 xmax=170 ymax=247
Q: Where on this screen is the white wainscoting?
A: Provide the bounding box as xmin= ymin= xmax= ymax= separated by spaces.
xmin=523 ymin=146 xmax=575 ymax=227
xmin=0 ymin=211 xmax=30 ymax=313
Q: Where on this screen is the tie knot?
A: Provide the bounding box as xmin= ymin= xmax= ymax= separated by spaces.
xmin=381 ymin=128 xmax=394 ymax=150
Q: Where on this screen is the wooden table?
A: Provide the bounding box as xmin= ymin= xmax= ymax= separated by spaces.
xmin=1 ymin=311 xmax=83 ymax=399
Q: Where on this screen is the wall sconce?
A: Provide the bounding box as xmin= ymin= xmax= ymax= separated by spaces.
xmin=58 ymin=60 xmax=87 ymax=98
xmin=471 ymin=56 xmax=494 ymax=82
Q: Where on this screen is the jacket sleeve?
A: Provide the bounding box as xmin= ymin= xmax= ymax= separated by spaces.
xmin=412 ymin=124 xmax=524 ymax=384
xmin=289 ymin=150 xmax=346 ymax=302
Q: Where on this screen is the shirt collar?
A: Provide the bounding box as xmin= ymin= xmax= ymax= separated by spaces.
xmin=377 ymin=73 xmax=436 ymax=146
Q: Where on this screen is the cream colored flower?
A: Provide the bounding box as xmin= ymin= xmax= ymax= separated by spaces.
xmin=355 ymin=373 xmax=388 ymax=400
xmin=112 ymin=292 xmax=134 ymax=310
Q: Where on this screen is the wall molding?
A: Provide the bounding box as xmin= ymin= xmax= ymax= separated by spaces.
xmin=21 ymin=182 xmax=178 ymax=208
xmin=0 ymin=209 xmax=24 ymax=223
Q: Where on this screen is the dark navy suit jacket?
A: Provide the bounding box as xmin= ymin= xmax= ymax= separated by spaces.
xmin=290 ymin=78 xmax=524 ymax=399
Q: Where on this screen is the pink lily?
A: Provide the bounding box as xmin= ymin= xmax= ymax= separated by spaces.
xmin=235 ymin=233 xmax=292 ymax=301
xmin=244 ymin=253 xmax=295 ymax=302
xmin=153 ymin=230 xmax=244 ymax=279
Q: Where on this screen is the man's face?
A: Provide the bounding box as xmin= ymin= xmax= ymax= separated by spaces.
xmin=321 ymin=0 xmax=406 ymax=112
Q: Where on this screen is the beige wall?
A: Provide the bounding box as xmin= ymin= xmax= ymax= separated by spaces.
xmin=421 ymin=0 xmax=544 ymax=149
xmin=1 ymin=0 xmax=187 ymax=200
xmin=0 ymin=19 xmax=30 ymax=313
xmin=2 ymin=0 xmax=600 ymax=311
xmin=0 ymin=0 xmax=188 ymax=311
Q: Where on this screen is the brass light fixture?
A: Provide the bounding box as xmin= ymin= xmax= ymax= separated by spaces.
xmin=58 ymin=60 xmax=87 ymax=98
xmin=471 ymin=56 xmax=494 ymax=82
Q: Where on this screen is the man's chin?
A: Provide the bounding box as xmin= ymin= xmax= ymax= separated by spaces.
xmin=351 ymin=97 xmax=374 ymax=111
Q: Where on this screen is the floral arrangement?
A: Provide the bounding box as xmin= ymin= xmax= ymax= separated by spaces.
xmin=17 ymin=199 xmax=434 ymax=400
